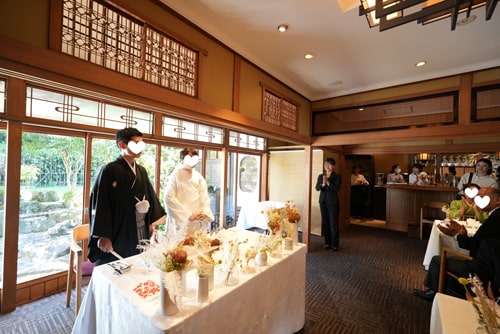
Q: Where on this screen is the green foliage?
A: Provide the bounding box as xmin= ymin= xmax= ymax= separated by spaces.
xmin=62 ymin=190 xmax=75 ymax=201
xmin=20 ymin=200 xmax=42 ymax=214
xmin=21 ymin=132 xmax=85 ymax=189
xmin=31 ymin=190 xmax=60 ymax=202
xmin=20 ymin=165 xmax=40 ymax=186
xmin=0 ymin=186 xmax=4 ymax=207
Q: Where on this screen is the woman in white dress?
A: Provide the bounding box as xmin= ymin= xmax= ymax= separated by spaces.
xmin=164 ymin=148 xmax=214 ymax=237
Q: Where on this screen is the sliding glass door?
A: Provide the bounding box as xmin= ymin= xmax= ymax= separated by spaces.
xmin=17 ymin=132 xmax=85 ymax=283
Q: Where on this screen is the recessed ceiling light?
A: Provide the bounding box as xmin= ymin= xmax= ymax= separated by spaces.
xmin=415 ymin=61 xmax=427 ymax=67
xmin=304 ymin=53 xmax=315 ymax=60
xmin=277 ymin=24 xmax=289 ymax=32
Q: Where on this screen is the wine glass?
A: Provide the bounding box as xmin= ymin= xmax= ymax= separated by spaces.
xmin=137 ymin=239 xmax=153 ymax=272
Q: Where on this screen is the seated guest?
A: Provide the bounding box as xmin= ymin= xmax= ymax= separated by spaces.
xmin=462 ymin=238 xmax=500 ymax=299
xmin=387 ymin=164 xmax=405 ymax=183
xmin=412 ymin=187 xmax=500 ymax=301
xmin=449 ymin=184 xmax=488 ymax=223
xmin=408 ymin=163 xmax=428 ymax=185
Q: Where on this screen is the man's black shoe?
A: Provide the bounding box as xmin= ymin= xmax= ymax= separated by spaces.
xmin=412 ymin=288 xmax=435 ymax=301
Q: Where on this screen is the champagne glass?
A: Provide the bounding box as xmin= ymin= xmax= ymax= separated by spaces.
xmin=137 ymin=239 xmax=153 ymax=272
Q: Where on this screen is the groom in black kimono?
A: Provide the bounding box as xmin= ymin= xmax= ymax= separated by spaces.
xmin=88 ymin=127 xmax=166 ymax=265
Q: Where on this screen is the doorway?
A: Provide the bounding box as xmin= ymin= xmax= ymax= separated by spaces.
xmin=345 ymin=155 xmax=386 ymax=229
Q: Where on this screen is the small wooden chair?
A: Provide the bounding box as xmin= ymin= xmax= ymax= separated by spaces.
xmin=66 ymin=224 xmax=95 ymax=315
xmin=420 ymin=201 xmax=448 ymax=240
xmin=438 ymin=247 xmax=473 ymax=293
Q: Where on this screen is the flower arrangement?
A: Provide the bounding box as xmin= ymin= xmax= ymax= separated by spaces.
xmin=264 ymin=207 xmax=285 ymax=235
xmin=255 ymin=233 xmax=281 ymax=258
xmin=185 ymin=231 xmax=221 ymax=278
xmin=220 ymin=239 xmax=244 ymax=285
xmin=159 ymin=247 xmax=189 ymax=272
xmin=241 ymin=245 xmax=257 ymax=273
xmin=458 ymin=275 xmax=500 ymax=333
xmin=285 ymin=200 xmax=301 ymax=223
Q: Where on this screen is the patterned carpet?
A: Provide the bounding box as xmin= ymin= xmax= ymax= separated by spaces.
xmin=0 ymin=225 xmax=431 ymax=334
xmin=302 ymin=225 xmax=431 ymax=334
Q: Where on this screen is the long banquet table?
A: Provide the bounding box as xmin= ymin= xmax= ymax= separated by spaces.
xmin=72 ymin=228 xmax=306 ymax=334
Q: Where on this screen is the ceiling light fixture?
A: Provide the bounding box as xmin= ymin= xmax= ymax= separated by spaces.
xmin=360 ymin=0 xmax=402 ymax=27
xmin=304 ymin=53 xmax=316 ymax=60
xmin=415 ymin=60 xmax=427 ymax=67
xmin=359 ymin=0 xmax=497 ymax=31
xmin=277 ymin=24 xmax=289 ymax=32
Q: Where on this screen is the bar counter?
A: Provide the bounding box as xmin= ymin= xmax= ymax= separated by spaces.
xmin=381 ymin=184 xmax=458 ymax=233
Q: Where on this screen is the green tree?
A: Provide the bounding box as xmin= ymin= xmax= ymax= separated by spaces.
xmin=20 ymin=165 xmax=39 ymax=188
xmin=22 ymin=133 xmax=84 ymax=190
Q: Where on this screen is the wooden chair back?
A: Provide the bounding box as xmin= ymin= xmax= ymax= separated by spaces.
xmin=420 ymin=201 xmax=448 ymax=240
xmin=66 ymin=224 xmax=93 ymax=316
xmin=438 ymin=247 xmax=473 ymax=294
xmin=73 ymin=224 xmax=89 ymax=243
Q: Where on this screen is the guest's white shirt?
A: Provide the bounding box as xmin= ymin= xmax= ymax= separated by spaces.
xmin=457 ymin=172 xmax=498 ymax=190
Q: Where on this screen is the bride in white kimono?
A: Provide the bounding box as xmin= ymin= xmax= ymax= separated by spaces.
xmin=165 ymin=148 xmax=214 ymax=237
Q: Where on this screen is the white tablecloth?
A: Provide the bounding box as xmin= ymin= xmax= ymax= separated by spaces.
xmin=430 ymin=293 xmax=477 ymax=334
xmin=236 ymin=201 xmax=285 ymax=230
xmin=423 ymin=220 xmax=479 ymax=270
xmin=72 ymin=229 xmax=306 ymax=334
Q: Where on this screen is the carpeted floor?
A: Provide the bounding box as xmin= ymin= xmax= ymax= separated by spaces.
xmin=0 ymin=224 xmax=431 ymax=334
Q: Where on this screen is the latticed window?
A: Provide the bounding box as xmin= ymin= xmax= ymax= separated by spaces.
xmin=26 ymin=86 xmax=154 ymax=134
xmin=0 ymin=80 xmax=5 ymax=114
xmin=162 ymin=116 xmax=224 ymax=144
xmin=262 ymin=88 xmax=298 ymax=131
xmin=228 ymin=131 xmax=266 ymax=151
xmin=61 ymin=0 xmax=198 ymax=97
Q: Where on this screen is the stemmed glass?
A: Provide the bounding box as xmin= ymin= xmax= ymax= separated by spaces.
xmin=137 ymin=239 xmax=153 ymax=273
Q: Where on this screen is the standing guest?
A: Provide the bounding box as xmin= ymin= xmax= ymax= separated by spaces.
xmin=387 ymin=164 xmax=405 ymax=183
xmin=165 ymin=148 xmax=214 ymax=237
xmin=88 ymin=127 xmax=166 ymax=265
xmin=448 ymin=166 xmax=458 ymax=187
xmin=351 ymin=165 xmax=369 ymax=186
xmin=412 ymin=187 xmax=500 ymax=301
xmin=457 ymin=158 xmax=498 ymax=193
xmin=315 ymin=158 xmax=342 ymax=251
xmin=409 ymin=163 xmax=428 ymax=185
xmin=350 ymin=165 xmax=369 ymax=218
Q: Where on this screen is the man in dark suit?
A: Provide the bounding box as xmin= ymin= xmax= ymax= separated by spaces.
xmin=413 ymin=187 xmax=500 ymax=300
xmin=465 ymin=238 xmax=500 ymax=299
xmin=315 ymin=158 xmax=342 ymax=251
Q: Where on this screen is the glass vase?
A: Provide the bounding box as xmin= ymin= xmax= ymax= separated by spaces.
xmin=288 ymin=221 xmax=299 ymax=246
